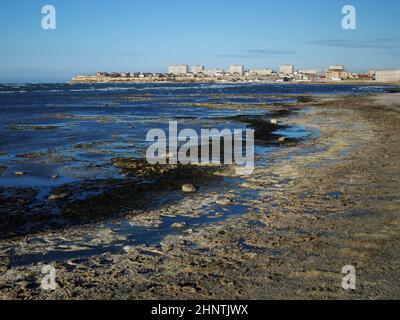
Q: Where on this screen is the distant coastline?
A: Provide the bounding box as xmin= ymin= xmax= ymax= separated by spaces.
xmin=71 ymin=64 xmax=400 ymax=84
xmin=70 ymin=75 xmax=400 ymax=86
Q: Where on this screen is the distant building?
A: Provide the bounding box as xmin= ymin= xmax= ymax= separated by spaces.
xmin=229 ymin=65 xmax=244 ymax=76
xmin=326 ymin=65 xmax=350 ymax=81
xmin=109 ymin=72 xmax=121 ymax=78
xmin=375 ymin=69 xmax=400 ymax=82
xmin=352 ymin=73 xmax=374 ymax=81
xmin=248 ymin=69 xmax=273 ymax=76
xmin=280 ymin=64 xmax=295 ymax=75
xmin=120 ymin=72 xmax=130 ymax=78
xmin=191 ymin=65 xmax=205 ymax=74
xmin=168 ymin=64 xmax=189 ymax=75
xmin=298 ymin=69 xmax=318 ymax=75
xmin=329 ymin=65 xmax=345 ymax=71
xmin=96 ymin=72 xmax=109 ymax=77
xmin=204 ymin=69 xmax=225 ymax=77
xmin=297 ymin=69 xmax=324 ymax=81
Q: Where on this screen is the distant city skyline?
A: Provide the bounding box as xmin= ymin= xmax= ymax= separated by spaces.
xmin=1 ymin=0 xmax=399 ymax=82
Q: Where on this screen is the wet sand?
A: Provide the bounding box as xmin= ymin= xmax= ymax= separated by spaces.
xmin=1 ymin=93 xmax=399 ymax=299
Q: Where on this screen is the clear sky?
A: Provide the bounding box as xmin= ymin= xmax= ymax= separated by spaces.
xmin=0 ymin=0 xmax=399 ymax=82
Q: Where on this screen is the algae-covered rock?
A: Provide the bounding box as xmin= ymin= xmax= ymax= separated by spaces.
xmin=111 ymin=157 xmax=176 ymax=177
xmin=0 ymin=165 xmax=6 ymax=175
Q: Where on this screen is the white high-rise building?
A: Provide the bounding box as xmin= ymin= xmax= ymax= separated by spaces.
xmin=280 ymin=64 xmax=295 ymax=75
xmin=229 ymin=65 xmax=244 ymax=75
xmin=375 ymin=69 xmax=400 ymax=82
xmin=191 ymin=65 xmax=205 ymax=74
xmin=168 ymin=64 xmax=189 ymax=75
xmin=203 ymin=69 xmax=225 ymax=77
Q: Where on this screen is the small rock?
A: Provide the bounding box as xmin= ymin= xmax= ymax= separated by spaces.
xmin=182 ymin=184 xmax=196 ymax=193
xmin=271 ymin=119 xmax=278 ymax=124
xmin=14 ymin=171 xmax=27 ymax=176
xmin=123 ymin=246 xmax=135 ymax=253
xmin=278 ymin=137 xmax=286 ymax=143
xmin=216 ymin=198 xmax=232 ymax=206
xmin=0 ymin=165 xmax=7 ymax=175
xmin=48 ymin=192 xmax=69 ymax=201
xmin=171 ymin=222 xmax=188 ymax=229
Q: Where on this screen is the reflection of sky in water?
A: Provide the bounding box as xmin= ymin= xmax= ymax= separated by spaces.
xmin=273 ymin=125 xmax=310 ymax=139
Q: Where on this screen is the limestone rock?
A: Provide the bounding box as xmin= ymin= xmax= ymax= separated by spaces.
xmin=48 ymin=192 xmax=69 ymax=201
xmin=171 ymin=222 xmax=188 ymax=229
xmin=182 ymin=184 xmax=196 ymax=193
xmin=216 ymin=198 xmax=232 ymax=206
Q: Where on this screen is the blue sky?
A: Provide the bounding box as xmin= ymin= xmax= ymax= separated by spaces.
xmin=0 ymin=0 xmax=399 ymax=82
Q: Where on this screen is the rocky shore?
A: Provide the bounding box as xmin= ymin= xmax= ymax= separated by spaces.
xmin=1 ymin=93 xmax=400 ymax=299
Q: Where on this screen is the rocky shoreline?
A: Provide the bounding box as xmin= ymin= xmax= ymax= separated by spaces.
xmin=0 ymin=111 xmax=289 ymax=241
xmin=1 ymin=93 xmax=400 ymax=299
